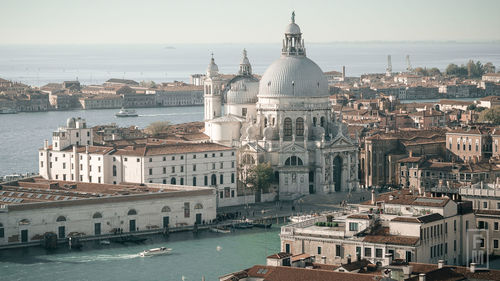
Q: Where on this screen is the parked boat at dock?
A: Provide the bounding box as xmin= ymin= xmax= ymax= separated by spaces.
xmin=210 ymin=226 xmax=231 ymax=233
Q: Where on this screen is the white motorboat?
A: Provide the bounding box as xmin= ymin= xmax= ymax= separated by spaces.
xmin=99 ymin=240 xmax=111 ymax=245
xmin=139 ymin=247 xmax=172 ymax=257
xmin=210 ymin=227 xmax=231 ymax=234
xmin=115 ymin=108 xmax=138 ymax=117
xmin=0 ymin=107 xmax=17 ymax=114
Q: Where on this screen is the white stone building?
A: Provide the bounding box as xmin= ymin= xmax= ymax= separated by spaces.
xmin=0 ymin=178 xmax=216 ymax=245
xmin=203 ymin=13 xmax=359 ymax=199
xmin=280 ymin=190 xmax=475 ymax=266
xmin=39 ymin=119 xmax=240 ymax=207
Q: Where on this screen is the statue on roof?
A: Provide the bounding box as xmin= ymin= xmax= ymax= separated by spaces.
xmin=291 ymin=11 xmax=295 ymax=23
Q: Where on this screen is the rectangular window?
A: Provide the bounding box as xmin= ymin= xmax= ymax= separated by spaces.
xmin=336 ymin=245 xmax=341 ymax=257
xmin=454 ymin=240 xmax=457 ymax=251
xmin=445 ymin=243 xmax=448 ymax=254
xmin=172 ymin=156 xmax=175 ymax=160
xmin=212 ymin=153 xmax=215 ymax=157
xmin=317 ymin=247 xmax=322 ymax=255
xmin=172 ymin=167 xmax=175 ymax=173
xmin=376 ymin=248 xmax=383 ymax=258
xmin=231 ymin=173 xmax=235 ymax=183
xmin=231 ymin=190 xmax=235 ymax=197
xmin=454 ymin=220 xmax=457 ymax=231
xmin=184 ymin=202 xmax=190 ymax=218
xmin=149 ymin=168 xmax=153 ymax=175
xmin=495 ymin=240 xmax=499 ymax=249
xmin=232 ymin=161 xmax=235 ymax=168
xmin=495 ymin=222 xmax=499 ymax=231
xmin=220 ymin=162 xmax=223 ymax=169
xmin=180 ymin=156 xmax=184 ymax=160
xmin=149 ymin=158 xmax=152 ymax=162
xmin=285 ymin=244 xmax=290 ymax=254
xmin=136 ymin=158 xmax=140 ymax=162
xmin=364 ymin=247 xmax=372 ymax=257
xmin=220 ymin=174 xmax=224 ymax=184
xmin=193 ymin=154 xmax=196 ymax=159
xmin=163 ymin=157 xmax=166 ymax=161
xmin=204 ymin=176 xmax=208 ymax=186
xmin=163 ymin=167 xmax=166 ymax=174
xmin=193 ymin=164 xmax=196 ymax=171
xmin=181 ymin=166 xmax=184 ymax=172
xmin=484 ymin=201 xmax=488 ymax=209
xmin=349 ymin=222 xmax=358 ymax=231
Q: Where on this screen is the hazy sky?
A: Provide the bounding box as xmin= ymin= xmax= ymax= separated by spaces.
xmin=1 ymin=0 xmax=499 ymax=44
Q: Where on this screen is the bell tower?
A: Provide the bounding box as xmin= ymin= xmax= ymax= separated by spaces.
xmin=204 ymin=53 xmax=223 ymax=121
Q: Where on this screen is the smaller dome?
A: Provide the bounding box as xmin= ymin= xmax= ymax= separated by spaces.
xmin=285 ymin=22 xmax=301 ymax=34
xmin=206 ymin=55 xmax=219 ymax=77
xmin=226 ymin=77 xmax=259 ymax=104
xmin=66 ymin=117 xmax=76 ymax=128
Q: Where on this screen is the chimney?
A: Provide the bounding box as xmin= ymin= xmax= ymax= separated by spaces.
xmin=371 ymin=189 xmax=376 ymax=205
xmin=438 ymin=260 xmax=444 ymax=269
xmin=470 ymin=263 xmax=476 ymax=273
xmin=385 ymin=253 xmax=393 ymax=265
xmin=419 ymin=273 xmax=426 ymax=281
xmin=44 ymin=139 xmax=49 ymax=149
xmin=342 ymin=66 xmax=346 ymax=81
xmin=409 ymin=150 xmax=413 ymax=157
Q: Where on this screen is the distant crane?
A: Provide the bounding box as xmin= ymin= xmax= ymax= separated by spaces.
xmin=386 ymin=55 xmax=392 ymax=76
xmin=406 ymin=55 xmax=413 ymax=73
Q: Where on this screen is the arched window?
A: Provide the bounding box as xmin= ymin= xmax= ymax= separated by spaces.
xmin=242 ymin=154 xmax=255 ymax=165
xmin=56 ymin=216 xmax=66 ymax=222
xmin=19 ymin=219 xmax=30 ymax=226
xmin=194 ymin=203 xmax=203 ymax=209
xmin=320 ymin=116 xmax=325 ymax=127
xmin=171 ymin=178 xmax=176 ymax=185
xmin=161 ymin=206 xmax=171 ymax=212
xmin=264 ymin=117 xmax=268 ymax=127
xmin=220 ymin=174 xmax=224 ymax=184
xmin=284 ymin=118 xmax=292 ymax=136
xmin=296 ymin=117 xmax=304 ymax=136
xmin=92 ymin=212 xmax=102 ymax=219
xmin=211 ymin=174 xmax=217 ymax=185
xmin=127 ymin=209 xmax=137 ymax=216
xmin=285 ymin=156 xmax=303 ymax=166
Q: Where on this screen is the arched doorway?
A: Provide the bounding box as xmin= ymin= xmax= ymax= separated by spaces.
xmin=333 ymin=156 xmax=342 ymax=192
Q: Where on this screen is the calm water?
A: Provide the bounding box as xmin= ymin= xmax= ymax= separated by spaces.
xmin=0 ymin=106 xmax=203 ymax=175
xmin=0 ymin=227 xmax=280 ymax=281
xmin=0 ymin=43 xmax=499 ymax=86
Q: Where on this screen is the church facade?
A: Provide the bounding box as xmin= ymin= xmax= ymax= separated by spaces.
xmin=204 ymin=13 xmax=359 ymax=199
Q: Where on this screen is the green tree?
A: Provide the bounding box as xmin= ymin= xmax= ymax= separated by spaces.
xmin=414 ymin=67 xmax=428 ymax=76
xmin=246 ymin=162 xmax=274 ymax=193
xmin=428 ymin=67 xmax=441 ymax=76
xmin=484 ymin=62 xmax=496 ymax=74
xmin=479 ymin=106 xmax=500 ymax=124
xmin=467 ymin=104 xmax=477 ymax=111
xmin=145 ymin=121 xmax=171 ymax=137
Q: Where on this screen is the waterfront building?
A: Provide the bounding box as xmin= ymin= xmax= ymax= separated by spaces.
xmin=478 ymin=95 xmax=500 ymax=108
xmin=203 ymin=13 xmax=359 ymax=199
xmin=482 ymin=73 xmax=500 ymax=83
xmin=154 ymin=83 xmax=203 ymax=107
xmin=79 ymin=94 xmax=123 ymax=109
xmin=39 ymin=118 xmax=241 ymax=207
xmin=280 ymin=190 xmax=474 ymax=266
xmin=0 ymin=177 xmax=215 ymax=246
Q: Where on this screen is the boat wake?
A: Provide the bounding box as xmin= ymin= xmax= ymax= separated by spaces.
xmin=48 ymin=253 xmax=140 ymax=263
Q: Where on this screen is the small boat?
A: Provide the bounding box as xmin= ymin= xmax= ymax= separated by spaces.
xmin=115 ymin=108 xmax=138 ymax=117
xmin=0 ymin=107 xmax=17 ymax=114
xmin=234 ymin=222 xmax=253 ymax=229
xmin=99 ymin=240 xmax=111 ymax=245
xmin=253 ymin=222 xmax=272 ymax=228
xmin=210 ymin=226 xmax=231 ymax=234
xmin=139 ymin=247 xmax=172 ymax=257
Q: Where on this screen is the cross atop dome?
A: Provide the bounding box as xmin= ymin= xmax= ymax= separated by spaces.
xmin=206 ymin=52 xmax=219 ymax=78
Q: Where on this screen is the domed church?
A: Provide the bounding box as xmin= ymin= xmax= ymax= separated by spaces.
xmin=204 ymin=13 xmax=359 ymax=199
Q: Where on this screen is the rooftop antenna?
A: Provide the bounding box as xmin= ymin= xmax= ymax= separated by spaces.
xmin=386 ymin=55 xmax=392 ymax=77
xmin=406 ymin=55 xmax=413 ymax=73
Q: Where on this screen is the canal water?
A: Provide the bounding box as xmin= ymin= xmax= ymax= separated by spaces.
xmin=0 ymin=226 xmax=281 ymax=281
xmin=0 ymin=106 xmax=204 ymax=176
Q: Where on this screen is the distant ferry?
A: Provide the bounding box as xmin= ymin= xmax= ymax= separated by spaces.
xmin=0 ymin=107 xmax=17 ymax=114
xmin=115 ymin=108 xmax=138 ymax=117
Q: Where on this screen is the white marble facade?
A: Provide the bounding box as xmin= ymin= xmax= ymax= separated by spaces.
xmin=204 ymin=13 xmax=359 ymax=199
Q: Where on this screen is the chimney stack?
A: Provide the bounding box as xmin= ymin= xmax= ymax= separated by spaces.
xmin=342 ymin=66 xmax=346 ymax=81
xmin=470 ymin=263 xmax=476 ymax=273
xmin=419 ymin=273 xmax=426 ymax=281
xmin=438 ymin=260 xmax=444 ymax=269
xmin=44 ymin=139 xmax=49 ymax=149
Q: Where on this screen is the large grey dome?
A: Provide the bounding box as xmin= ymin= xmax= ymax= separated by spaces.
xmin=285 ymin=22 xmax=301 ymax=34
xmin=258 ymin=56 xmax=329 ymax=98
